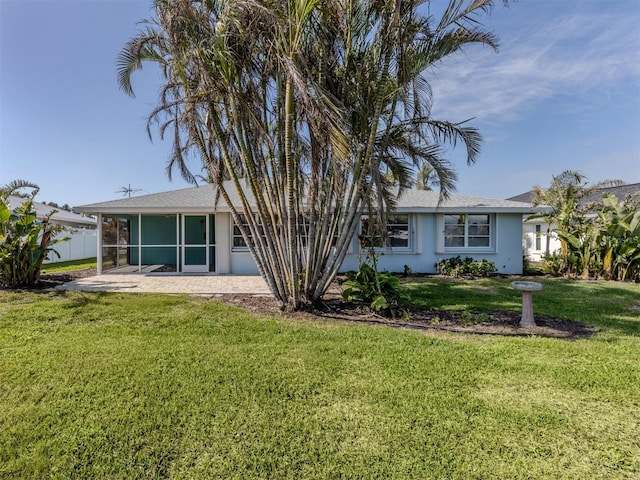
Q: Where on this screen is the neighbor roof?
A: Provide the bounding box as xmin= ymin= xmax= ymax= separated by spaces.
xmin=8 ymin=196 xmax=97 ymax=228
xmin=507 ymin=182 xmax=640 ymax=206
xmin=75 ymin=182 xmax=536 ymax=215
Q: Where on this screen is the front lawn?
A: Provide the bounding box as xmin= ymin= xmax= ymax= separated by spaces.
xmin=41 ymin=257 xmax=97 ymax=274
xmin=1 ymin=278 xmax=638 ymax=479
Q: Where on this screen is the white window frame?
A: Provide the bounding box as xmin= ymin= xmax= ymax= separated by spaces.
xmin=437 ymin=213 xmax=495 ymax=253
xmin=231 ymin=213 xmax=252 ymax=252
xmin=359 ymin=213 xmax=414 ymax=253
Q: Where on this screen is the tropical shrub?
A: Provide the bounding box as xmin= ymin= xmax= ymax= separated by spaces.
xmin=595 ymin=194 xmax=640 ymax=281
xmin=541 ymin=253 xmax=564 ymax=277
xmin=437 ymin=256 xmax=497 ymax=277
xmin=531 ymin=171 xmax=640 ymax=281
xmin=342 ymin=263 xmax=406 ymax=315
xmin=545 ymin=193 xmax=639 ymax=281
xmin=0 ymin=181 xmax=68 ymax=288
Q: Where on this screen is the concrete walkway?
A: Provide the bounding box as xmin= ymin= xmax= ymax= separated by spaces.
xmin=56 ymin=274 xmax=271 ymax=295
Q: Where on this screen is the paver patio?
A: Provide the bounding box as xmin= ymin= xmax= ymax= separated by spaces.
xmin=56 ymin=274 xmax=271 ymax=295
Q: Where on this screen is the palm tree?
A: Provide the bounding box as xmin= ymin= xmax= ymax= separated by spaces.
xmin=415 ymin=163 xmax=441 ymax=191
xmin=117 ymin=0 xmax=504 ymax=310
xmin=0 ymin=179 xmax=40 ymax=201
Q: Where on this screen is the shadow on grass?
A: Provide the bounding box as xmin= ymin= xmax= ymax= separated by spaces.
xmin=55 ymin=290 xmax=110 ymax=309
xmin=538 ymin=279 xmax=640 ymax=336
xmin=403 ymin=276 xmax=640 ymax=337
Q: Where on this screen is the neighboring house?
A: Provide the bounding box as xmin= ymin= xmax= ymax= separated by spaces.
xmin=7 ymin=196 xmax=98 ymax=263
xmin=507 ymin=183 xmax=640 ymax=261
xmin=75 ymin=182 xmax=537 ymax=275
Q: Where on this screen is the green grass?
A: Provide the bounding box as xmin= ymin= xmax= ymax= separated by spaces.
xmin=1 ymin=278 xmax=639 ymax=479
xmin=41 ymin=257 xmax=96 ymax=273
xmin=404 ymin=276 xmax=640 ymax=335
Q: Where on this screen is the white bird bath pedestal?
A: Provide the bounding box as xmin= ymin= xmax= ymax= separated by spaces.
xmin=510 ymin=281 xmax=543 ymax=327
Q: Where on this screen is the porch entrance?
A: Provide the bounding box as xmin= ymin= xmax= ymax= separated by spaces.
xmin=182 ymin=214 xmax=214 ymax=273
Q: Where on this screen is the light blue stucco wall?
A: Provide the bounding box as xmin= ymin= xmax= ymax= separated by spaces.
xmin=340 ymin=214 xmax=523 ymax=274
xmin=224 ymin=213 xmax=525 ymax=275
xmin=487 ymin=213 xmax=525 ymax=274
xmin=230 ymin=251 xmax=261 ymax=275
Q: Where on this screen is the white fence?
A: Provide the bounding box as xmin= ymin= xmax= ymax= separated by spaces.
xmin=45 ymin=229 xmax=97 ymax=264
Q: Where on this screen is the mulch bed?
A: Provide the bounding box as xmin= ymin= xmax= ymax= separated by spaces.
xmin=8 ymin=268 xmax=98 ymax=291
xmin=218 ymin=293 xmax=598 ymax=339
xmin=22 ymin=269 xmax=597 ymax=339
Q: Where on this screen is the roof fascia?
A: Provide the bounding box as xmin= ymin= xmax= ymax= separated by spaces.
xmin=73 ymin=206 xmax=231 ymax=215
xmin=394 ymin=207 xmax=538 ymax=214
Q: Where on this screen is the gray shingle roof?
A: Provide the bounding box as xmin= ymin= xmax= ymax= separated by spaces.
xmin=8 ymin=196 xmax=96 ymax=228
xmin=507 ymin=182 xmax=640 ymax=206
xmin=394 ymin=189 xmax=535 ymax=212
xmin=75 ymin=185 xmax=219 ymax=213
xmin=75 ymin=182 xmax=536 ymax=214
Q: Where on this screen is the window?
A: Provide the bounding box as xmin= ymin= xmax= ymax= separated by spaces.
xmin=360 ymin=214 xmax=411 ymax=250
xmin=233 ymin=214 xmax=341 ymax=250
xmin=232 ymin=214 xmax=252 ymax=249
xmin=535 ymin=224 xmax=541 ymax=251
xmin=444 ymin=214 xmax=491 ymax=249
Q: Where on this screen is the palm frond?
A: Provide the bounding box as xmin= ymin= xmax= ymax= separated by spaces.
xmin=0 ymin=179 xmax=40 ymax=200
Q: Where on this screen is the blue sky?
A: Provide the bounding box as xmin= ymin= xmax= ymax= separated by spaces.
xmin=1 ymin=0 xmax=639 ymax=208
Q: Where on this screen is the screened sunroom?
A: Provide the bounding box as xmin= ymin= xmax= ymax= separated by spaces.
xmin=99 ymin=213 xmax=216 ymax=274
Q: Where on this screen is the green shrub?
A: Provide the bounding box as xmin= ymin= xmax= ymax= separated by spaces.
xmin=541 ymin=253 xmax=564 ymax=276
xmin=437 ymin=256 xmax=497 ymax=277
xmin=342 ymin=263 xmax=407 ymax=315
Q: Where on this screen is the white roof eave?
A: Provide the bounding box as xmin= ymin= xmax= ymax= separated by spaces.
xmin=77 ymin=206 xmax=536 ymax=215
xmin=394 ymin=207 xmax=537 ymax=214
xmin=74 ymin=206 xmax=231 ymax=215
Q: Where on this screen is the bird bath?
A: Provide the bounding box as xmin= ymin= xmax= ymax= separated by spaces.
xmin=511 ymin=281 xmax=543 ymax=327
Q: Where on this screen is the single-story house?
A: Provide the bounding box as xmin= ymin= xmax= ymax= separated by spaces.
xmin=7 ymin=196 xmax=97 ymax=230
xmin=7 ymin=196 xmax=98 ymax=263
xmin=75 ymin=183 xmax=538 ymax=275
xmin=507 ymin=182 xmax=640 ymax=261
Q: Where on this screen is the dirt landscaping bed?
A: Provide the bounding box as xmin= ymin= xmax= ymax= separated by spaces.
xmin=218 ymin=293 xmax=598 ymax=339
xmin=22 ymin=268 xmax=98 ymax=290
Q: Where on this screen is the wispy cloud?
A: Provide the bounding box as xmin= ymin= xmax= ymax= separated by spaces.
xmin=428 ymin=3 xmax=640 ymax=124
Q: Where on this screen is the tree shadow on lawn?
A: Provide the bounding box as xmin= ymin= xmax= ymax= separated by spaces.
xmin=535 ymin=279 xmax=640 ymax=336
xmin=403 ymin=276 xmax=640 ymax=337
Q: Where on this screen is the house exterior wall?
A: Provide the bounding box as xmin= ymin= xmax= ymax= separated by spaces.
xmin=342 ymin=213 xmax=524 ymax=274
xmin=522 ymin=219 xmax=561 ymax=261
xmin=221 ymin=212 xmax=526 ymax=275
xmin=488 ymin=213 xmax=526 ymax=274
xmin=215 ymin=213 xmax=231 ymax=274
xmin=92 ymin=210 xmax=526 ymax=274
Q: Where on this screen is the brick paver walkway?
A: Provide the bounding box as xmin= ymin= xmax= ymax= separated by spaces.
xmin=57 ymin=274 xmax=271 ymax=295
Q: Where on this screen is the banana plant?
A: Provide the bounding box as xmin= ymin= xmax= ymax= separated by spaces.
xmin=0 ymin=181 xmax=68 ymax=287
xmin=596 ymin=194 xmax=640 ymax=280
